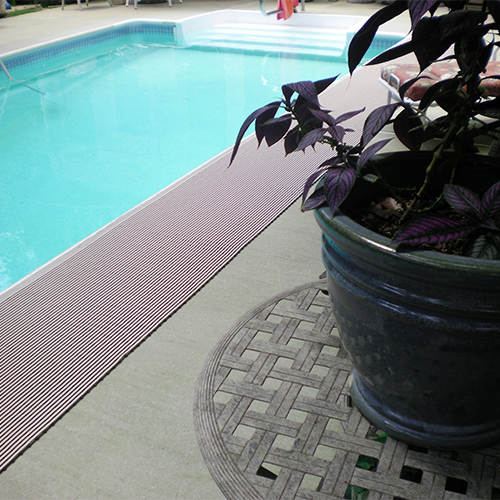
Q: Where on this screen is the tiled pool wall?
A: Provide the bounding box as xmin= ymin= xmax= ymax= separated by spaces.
xmin=0 ymin=21 xmax=178 ymax=83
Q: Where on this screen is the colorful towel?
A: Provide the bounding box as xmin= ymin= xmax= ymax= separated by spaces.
xmin=277 ymin=0 xmax=298 ymax=20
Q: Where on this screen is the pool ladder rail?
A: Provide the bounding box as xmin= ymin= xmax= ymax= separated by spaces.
xmin=259 ymin=0 xmax=305 ymax=16
xmin=0 ymin=58 xmax=46 ymax=96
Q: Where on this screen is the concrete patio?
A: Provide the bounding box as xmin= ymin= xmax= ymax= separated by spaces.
xmin=0 ymin=2 xmax=409 ymax=498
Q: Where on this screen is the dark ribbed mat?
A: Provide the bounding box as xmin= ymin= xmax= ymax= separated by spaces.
xmin=0 ymin=135 xmax=331 ymax=472
xmin=194 ymin=282 xmax=500 ymax=500
xmin=0 ymin=63 xmax=386 ymax=473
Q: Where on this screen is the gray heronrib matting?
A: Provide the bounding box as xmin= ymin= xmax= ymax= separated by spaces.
xmin=0 ymin=134 xmax=331 ymax=472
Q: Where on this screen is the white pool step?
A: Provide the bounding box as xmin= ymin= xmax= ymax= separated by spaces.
xmin=183 ymin=24 xmax=348 ymax=59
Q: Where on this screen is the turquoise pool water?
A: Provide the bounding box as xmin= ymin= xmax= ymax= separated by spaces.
xmin=0 ymin=21 xmax=399 ymax=292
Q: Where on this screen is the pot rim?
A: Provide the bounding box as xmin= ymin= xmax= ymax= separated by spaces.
xmin=315 ymin=150 xmax=500 ymax=275
xmin=316 ymin=206 xmax=500 ymax=275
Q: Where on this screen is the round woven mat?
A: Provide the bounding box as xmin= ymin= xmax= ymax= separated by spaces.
xmin=194 ymin=281 xmax=500 ymax=500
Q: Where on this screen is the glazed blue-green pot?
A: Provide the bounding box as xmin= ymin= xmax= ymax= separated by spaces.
xmin=315 ymin=153 xmax=500 ymax=450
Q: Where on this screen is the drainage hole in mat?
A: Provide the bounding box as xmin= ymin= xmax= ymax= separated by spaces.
xmin=407 ymin=443 xmax=429 ymax=454
xmin=355 ymin=455 xmax=379 ymax=472
xmin=445 ymin=476 xmax=468 ymax=495
xmin=321 ymin=344 xmax=340 ymax=357
xmin=314 ymin=444 xmax=337 ymax=461
xmin=287 ymin=409 xmax=308 ymax=423
xmin=399 ymin=465 xmax=423 ymax=483
xmin=300 ymin=474 xmax=323 ymax=492
xmin=344 ymin=484 xmax=371 ymax=500
xmin=257 ymin=463 xmax=280 ymax=480
xmin=262 ymin=377 xmax=282 ymax=391
xmin=273 ymin=434 xmax=297 ymax=452
xmin=248 ymin=400 xmax=269 ymax=413
xmin=233 ymin=424 xmax=255 ymax=440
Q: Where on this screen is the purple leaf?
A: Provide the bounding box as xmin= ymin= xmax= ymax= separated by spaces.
xmin=443 ymin=184 xmax=481 ymax=219
xmin=229 ymin=101 xmax=281 ymax=165
xmin=440 ymin=10 xmax=486 ymax=41
xmin=394 ymin=216 xmax=475 ymax=245
xmin=408 ymin=0 xmax=438 ymax=29
xmin=323 ymin=167 xmax=357 ymax=213
xmin=361 ymin=104 xmax=399 ymax=147
xmin=314 ymin=76 xmax=338 ymax=95
xmin=282 ymin=81 xmax=319 ymax=108
xmin=418 ymin=78 xmax=451 ymax=111
xmin=319 ymin=156 xmax=342 ymax=168
xmin=393 ymin=107 xmax=424 ymax=151
xmin=301 ymin=183 xmax=326 ymax=212
xmin=357 ymin=138 xmax=392 ymax=172
xmin=296 ymin=128 xmax=327 ymax=151
xmin=347 ymin=0 xmax=408 ymax=73
xmin=411 ymin=17 xmax=453 ymax=71
xmin=310 ymin=108 xmax=335 ymax=127
xmin=474 ymin=95 xmax=500 ymax=119
xmin=465 ymin=234 xmax=500 ymax=259
xmin=302 ymin=168 xmax=328 ymax=206
xmin=480 ymin=220 xmax=497 ymax=230
xmin=284 ymin=126 xmax=301 ymax=155
xmin=255 ymin=106 xmax=286 ymax=146
xmin=398 ymin=75 xmax=430 ymax=103
xmin=328 ymin=125 xmax=346 ymax=143
xmin=260 ymin=114 xmax=293 ymax=147
xmin=366 ymin=40 xmax=419 ymax=69
xmin=335 ymin=108 xmax=365 ymax=125
xmin=302 ymin=187 xmax=326 ymax=212
xmin=481 ymin=181 xmax=500 ymax=219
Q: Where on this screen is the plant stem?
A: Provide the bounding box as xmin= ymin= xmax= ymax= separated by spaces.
xmin=400 ymin=122 xmax=458 ymax=223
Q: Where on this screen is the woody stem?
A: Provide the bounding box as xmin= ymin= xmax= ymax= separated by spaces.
xmin=400 ymin=122 xmax=458 ymax=223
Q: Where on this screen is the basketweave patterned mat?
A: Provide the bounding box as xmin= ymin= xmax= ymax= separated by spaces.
xmin=194 ymin=281 xmax=500 ymax=500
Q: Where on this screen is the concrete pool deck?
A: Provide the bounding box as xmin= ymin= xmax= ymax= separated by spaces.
xmin=0 ymin=2 xmax=410 ymax=499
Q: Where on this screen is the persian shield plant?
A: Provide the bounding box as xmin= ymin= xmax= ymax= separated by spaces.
xmin=230 ymin=0 xmax=500 ymax=258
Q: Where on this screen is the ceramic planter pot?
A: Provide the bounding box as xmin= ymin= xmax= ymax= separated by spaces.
xmin=315 ymin=152 xmax=500 ymax=450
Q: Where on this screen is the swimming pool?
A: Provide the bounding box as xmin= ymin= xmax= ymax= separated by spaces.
xmin=0 ymin=12 xmax=402 ymax=293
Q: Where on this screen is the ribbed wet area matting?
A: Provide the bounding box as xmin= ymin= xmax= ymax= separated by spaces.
xmin=0 ymin=135 xmax=331 ymax=471
xmin=0 ymin=65 xmax=385 ymax=472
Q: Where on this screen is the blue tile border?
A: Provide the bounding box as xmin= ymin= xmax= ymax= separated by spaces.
xmin=3 ymin=22 xmax=177 ymax=70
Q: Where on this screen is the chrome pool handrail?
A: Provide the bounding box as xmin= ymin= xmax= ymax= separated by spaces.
xmin=259 ymin=0 xmax=282 ymax=16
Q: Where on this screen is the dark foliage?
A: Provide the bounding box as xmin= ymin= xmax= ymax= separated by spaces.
xmin=230 ymin=0 xmax=500 ymax=258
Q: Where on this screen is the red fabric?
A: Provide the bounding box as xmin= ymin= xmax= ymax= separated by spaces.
xmin=277 ymin=0 xmax=298 ymax=20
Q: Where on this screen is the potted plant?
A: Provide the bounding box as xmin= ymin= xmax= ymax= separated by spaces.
xmin=229 ymin=0 xmax=500 ymax=450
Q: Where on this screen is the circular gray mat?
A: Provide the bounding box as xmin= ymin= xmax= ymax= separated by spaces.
xmin=194 ymin=281 xmax=500 ymax=500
